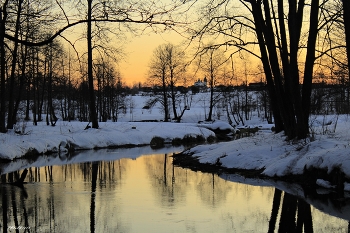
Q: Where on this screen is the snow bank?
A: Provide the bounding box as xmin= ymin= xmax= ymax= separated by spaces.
xmin=183 ymin=115 xmax=350 ymax=186
xmin=0 ymin=121 xmax=215 ymax=160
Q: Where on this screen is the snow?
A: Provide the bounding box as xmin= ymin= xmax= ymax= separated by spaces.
xmin=1 ymin=93 xmax=350 ymax=190
xmin=0 ymin=121 xmax=214 ymax=160
xmin=198 ymin=120 xmax=234 ymax=131
xmin=316 ymin=179 xmax=335 ymax=189
xmin=184 ymin=114 xmax=350 ymax=183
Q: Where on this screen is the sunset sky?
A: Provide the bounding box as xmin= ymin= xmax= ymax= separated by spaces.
xmin=58 ymin=0 xmax=259 ymax=87
xmin=118 ymin=31 xmax=260 ymax=87
xmin=119 ymin=30 xmax=191 ymax=86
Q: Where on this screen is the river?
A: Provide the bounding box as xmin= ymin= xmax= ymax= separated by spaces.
xmin=0 ymin=147 xmax=349 ymax=232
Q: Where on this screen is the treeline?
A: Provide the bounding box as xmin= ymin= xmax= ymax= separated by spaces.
xmin=142 ymin=81 xmax=350 ymax=127
xmin=1 ymin=0 xmax=350 ymax=141
xmin=3 ymin=61 xmax=350 ymax=130
xmin=3 ymin=47 xmax=136 ymax=126
xmin=0 ymin=0 xmax=190 ymax=132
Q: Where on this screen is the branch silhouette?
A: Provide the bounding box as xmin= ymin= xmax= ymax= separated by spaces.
xmin=4 ymin=18 xmax=181 ymax=47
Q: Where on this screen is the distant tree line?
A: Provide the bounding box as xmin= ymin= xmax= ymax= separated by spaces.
xmin=0 ymin=41 xmax=133 ymax=125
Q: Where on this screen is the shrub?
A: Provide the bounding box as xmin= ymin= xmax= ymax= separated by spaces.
xmin=172 ymin=137 xmax=183 ymax=146
xmin=150 ymin=136 xmax=165 ymax=148
xmin=196 ymin=135 xmax=205 ymax=143
xmin=182 ymin=134 xmax=205 ymax=145
xmin=207 ymin=135 xmax=216 ymax=143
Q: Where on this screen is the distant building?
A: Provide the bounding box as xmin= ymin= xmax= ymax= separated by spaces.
xmin=192 ymin=77 xmax=208 ymax=93
xmin=194 ymin=77 xmax=207 ymax=88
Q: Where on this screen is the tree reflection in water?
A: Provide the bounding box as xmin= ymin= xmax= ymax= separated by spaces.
xmin=1 ymin=169 xmax=30 ymax=233
xmin=90 ymin=162 xmax=98 ymax=233
xmin=0 ymin=152 xmax=349 ymax=232
xmin=276 ymin=192 xmax=313 ymax=233
xmin=268 ymin=189 xmax=282 ymax=233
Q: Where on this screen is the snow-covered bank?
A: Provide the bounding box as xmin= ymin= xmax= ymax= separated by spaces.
xmin=180 ymin=115 xmax=350 ymax=190
xmin=0 ymin=121 xmax=215 ymax=161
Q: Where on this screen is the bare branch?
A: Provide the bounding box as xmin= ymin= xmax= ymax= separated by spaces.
xmin=4 ymin=16 xmax=187 ymax=46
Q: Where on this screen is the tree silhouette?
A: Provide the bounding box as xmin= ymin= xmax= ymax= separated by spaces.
xmin=343 ymin=0 xmax=350 ymax=80
xmin=197 ymin=46 xmax=227 ymax=121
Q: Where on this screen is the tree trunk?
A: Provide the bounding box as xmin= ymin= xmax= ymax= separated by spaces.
xmin=250 ymin=0 xmax=316 ymax=139
xmin=250 ymin=0 xmax=284 ymax=133
xmin=0 ymin=1 xmax=9 ymax=133
xmin=87 ymin=0 xmax=98 ymax=128
xmin=7 ymin=0 xmax=23 ymax=130
xmin=47 ymin=48 xmax=57 ymax=126
xmin=207 ymin=81 xmax=214 ymax=121
xmin=300 ymin=0 xmax=319 ymax=139
xmin=343 ymin=0 xmax=350 ymax=81
xmin=12 ymin=43 xmax=28 ymax=125
xmin=262 ymin=0 xmax=298 ymax=139
xmin=170 ymin=76 xmax=178 ymax=120
xmin=162 ymin=69 xmax=169 ymax=122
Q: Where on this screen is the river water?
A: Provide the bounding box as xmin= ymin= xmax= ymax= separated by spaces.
xmin=0 ymin=147 xmax=349 ymax=232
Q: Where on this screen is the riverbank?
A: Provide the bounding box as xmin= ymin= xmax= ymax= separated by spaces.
xmin=173 ymin=114 xmax=350 ymax=192
xmin=0 ymin=121 xmax=216 ymax=161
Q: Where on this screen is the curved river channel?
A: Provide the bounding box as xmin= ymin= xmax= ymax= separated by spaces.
xmin=0 ymin=146 xmax=349 ymax=232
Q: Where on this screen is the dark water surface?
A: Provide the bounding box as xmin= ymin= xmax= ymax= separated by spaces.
xmin=0 ymin=147 xmax=349 ymax=232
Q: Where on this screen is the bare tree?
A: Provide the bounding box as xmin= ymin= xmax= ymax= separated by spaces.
xmin=86 ymin=0 xmax=98 ymax=128
xmin=148 ymin=44 xmax=170 ymax=122
xmin=44 ymin=42 xmax=64 ymax=126
xmin=6 ymin=0 xmax=23 ymax=130
xmin=147 ymin=43 xmax=187 ymax=122
xmin=0 ymin=1 xmax=10 ymax=133
xmin=164 ymin=43 xmax=186 ymax=121
xmin=197 ymin=46 xmax=227 ymax=121
xmin=342 ymin=0 xmax=350 ymax=79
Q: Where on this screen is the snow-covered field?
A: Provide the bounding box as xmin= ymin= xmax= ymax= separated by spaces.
xmin=1 ymin=93 xmax=350 ymax=190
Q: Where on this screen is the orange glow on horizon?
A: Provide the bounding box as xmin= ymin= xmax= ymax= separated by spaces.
xmin=120 ymin=31 xmax=187 ymax=86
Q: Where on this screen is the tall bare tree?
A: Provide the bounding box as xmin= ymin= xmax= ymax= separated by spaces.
xmin=6 ymin=0 xmax=23 ymax=130
xmin=86 ymin=0 xmax=98 ymax=128
xmin=164 ymin=43 xmax=185 ymax=121
xmin=0 ymin=1 xmax=9 ymax=133
xmin=148 ymin=44 xmax=170 ymax=122
xmin=192 ymin=0 xmax=325 ymax=139
xmin=197 ymin=46 xmax=227 ymax=121
xmin=147 ymin=43 xmax=187 ymax=122
xmin=342 ymin=0 xmax=350 ymax=79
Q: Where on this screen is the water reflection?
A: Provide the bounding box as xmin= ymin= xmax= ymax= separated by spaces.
xmin=0 ymin=150 xmax=349 ymax=232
